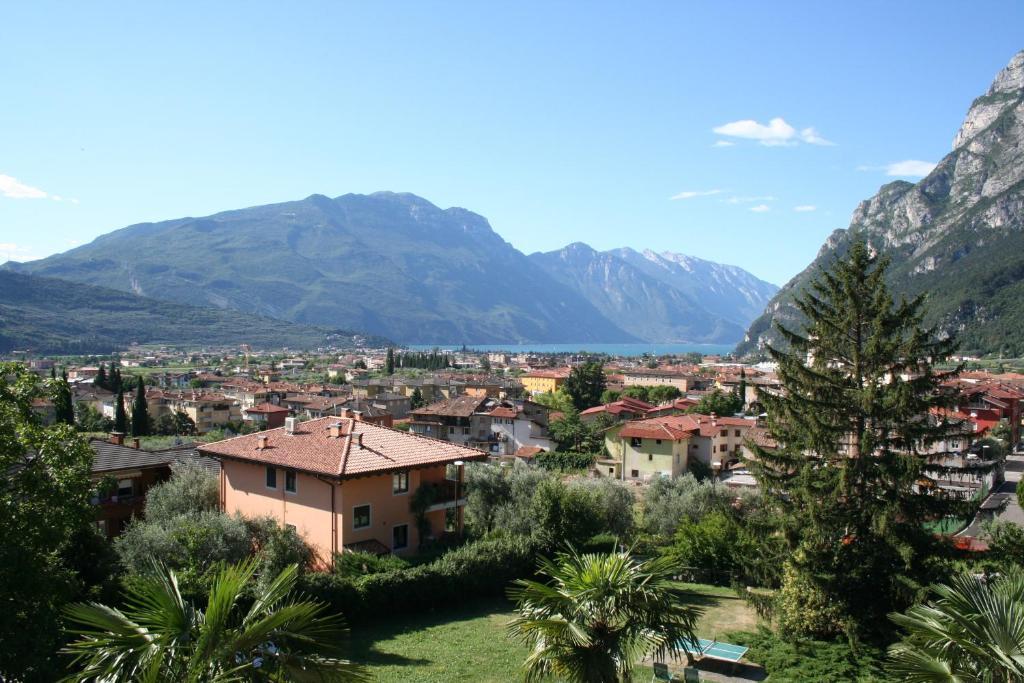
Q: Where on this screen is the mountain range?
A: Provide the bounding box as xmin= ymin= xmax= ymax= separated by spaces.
xmin=0 ymin=270 xmax=390 ymax=354
xmin=529 ymin=243 xmax=777 ymax=343
xmin=9 ymin=192 xmax=777 ymax=345
xmin=737 ymin=49 xmax=1024 ymax=358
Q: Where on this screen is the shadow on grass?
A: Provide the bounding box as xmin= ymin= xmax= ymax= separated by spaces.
xmin=346 ymin=597 xmax=516 ymax=669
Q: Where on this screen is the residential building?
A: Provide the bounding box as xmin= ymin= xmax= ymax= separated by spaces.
xmin=579 ymin=396 xmax=654 ymax=423
xmin=89 ymin=434 xmax=218 ymax=539
xmin=620 ymin=368 xmax=710 ymax=392
xmin=243 ymin=402 xmax=291 ymax=429
xmin=602 ymin=413 xmax=757 ymax=482
xmin=520 ymin=368 xmax=571 ymax=396
xmin=199 ymin=416 xmax=487 ymax=566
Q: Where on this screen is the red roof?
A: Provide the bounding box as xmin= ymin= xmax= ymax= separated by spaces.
xmin=245 ymin=402 xmax=291 ymax=414
xmin=580 ymin=397 xmax=654 ymax=417
xmin=199 ymin=416 xmax=487 ymax=479
xmin=523 ymin=368 xmax=571 ymax=379
xmin=617 ymin=414 xmax=756 ymax=441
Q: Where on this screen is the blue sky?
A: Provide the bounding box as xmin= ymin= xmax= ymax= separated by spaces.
xmin=1 ymin=2 xmax=1021 ymax=285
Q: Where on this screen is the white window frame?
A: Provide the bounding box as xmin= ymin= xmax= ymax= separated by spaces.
xmin=392 ymin=523 xmax=409 ymax=550
xmin=352 ymin=503 xmax=372 ymax=530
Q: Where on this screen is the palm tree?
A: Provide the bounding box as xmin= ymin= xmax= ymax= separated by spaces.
xmin=888 ymin=569 xmax=1024 ymax=681
xmin=62 ymin=559 xmax=365 ymax=682
xmin=507 ymin=548 xmax=702 ymax=683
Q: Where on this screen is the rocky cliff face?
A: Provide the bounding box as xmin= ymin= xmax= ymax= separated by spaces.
xmin=737 ymin=49 xmax=1024 ymax=357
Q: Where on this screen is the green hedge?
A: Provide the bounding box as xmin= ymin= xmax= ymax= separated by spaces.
xmin=533 ymin=451 xmax=597 ymax=471
xmin=302 ymin=534 xmax=545 ymax=622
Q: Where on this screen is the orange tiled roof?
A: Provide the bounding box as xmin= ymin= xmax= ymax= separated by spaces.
xmin=199 ymin=416 xmax=486 ymax=478
xmin=618 ymin=413 xmax=756 ymax=440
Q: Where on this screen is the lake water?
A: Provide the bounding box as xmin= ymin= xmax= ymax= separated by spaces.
xmin=407 ymin=343 xmax=734 ymax=357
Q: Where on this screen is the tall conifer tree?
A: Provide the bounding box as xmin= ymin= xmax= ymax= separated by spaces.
xmin=131 ymin=375 xmax=150 ymax=437
xmin=114 ymin=388 xmax=127 ymax=434
xmin=51 ymin=370 xmax=75 ymax=426
xmin=747 ymin=240 xmax=966 ymax=639
xmin=95 ymin=363 xmax=107 ymax=390
xmin=385 ymin=348 xmax=395 ymax=375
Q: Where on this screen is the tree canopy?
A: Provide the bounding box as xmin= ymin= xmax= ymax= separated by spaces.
xmin=747 ymin=240 xmax=963 ymax=639
xmin=0 ymin=363 xmax=99 ymax=680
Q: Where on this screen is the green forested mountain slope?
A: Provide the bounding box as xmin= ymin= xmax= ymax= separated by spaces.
xmin=10 ymin=192 xmax=638 ymax=344
xmin=0 ymin=270 xmax=388 ymax=354
xmin=738 ymin=50 xmax=1024 ymax=357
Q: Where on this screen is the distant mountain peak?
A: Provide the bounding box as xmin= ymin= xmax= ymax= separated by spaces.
xmin=530 ymin=243 xmax=778 ymax=344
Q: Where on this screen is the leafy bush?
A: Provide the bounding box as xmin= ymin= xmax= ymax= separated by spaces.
xmin=303 ymin=534 xmax=544 ymax=622
xmin=661 ymin=510 xmax=751 ymax=585
xmin=465 ymin=461 xmax=549 ymax=537
xmin=117 ymin=463 xmax=312 ymax=597
xmin=571 ymin=477 xmax=635 ymax=538
xmin=144 ymin=461 xmax=219 ymax=522
xmin=533 ymin=450 xmax=597 ymax=471
xmin=730 ymin=628 xmax=893 ymax=681
xmin=332 ymin=550 xmax=409 ymax=578
xmin=775 ymin=559 xmax=846 ymax=639
xmin=530 ymin=478 xmax=604 ymax=548
xmin=641 ymin=473 xmax=734 ymax=538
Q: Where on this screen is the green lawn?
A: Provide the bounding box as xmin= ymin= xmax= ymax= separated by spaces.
xmin=348 ymin=585 xmax=759 ymax=681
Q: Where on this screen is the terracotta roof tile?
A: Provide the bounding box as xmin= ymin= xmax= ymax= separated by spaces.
xmin=198 ymin=416 xmax=486 ymax=478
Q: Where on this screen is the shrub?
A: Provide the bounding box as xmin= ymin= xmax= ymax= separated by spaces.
xmin=144 ymin=461 xmax=219 ymax=522
xmin=571 ymin=477 xmax=635 ymax=538
xmin=533 ymin=451 xmax=597 ymax=471
xmin=661 ymin=510 xmax=750 ymax=585
xmin=530 ymin=478 xmax=603 ymax=548
xmin=332 ymin=550 xmax=409 ymax=578
xmin=302 ymin=534 xmax=544 ymax=623
xmin=641 ymin=473 xmax=734 ymax=538
xmin=775 ymin=559 xmax=845 ymax=639
xmin=730 ymin=628 xmax=892 ymax=681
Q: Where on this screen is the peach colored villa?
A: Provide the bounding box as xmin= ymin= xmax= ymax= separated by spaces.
xmin=198 ymin=416 xmax=486 ymax=568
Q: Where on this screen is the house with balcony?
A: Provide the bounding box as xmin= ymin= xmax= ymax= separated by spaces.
xmin=408 ymin=395 xmax=490 ymax=444
xmin=601 ymin=413 xmax=757 ymax=481
xmin=89 ymin=434 xmax=217 ymax=539
xmin=199 ymin=416 xmax=486 ymax=567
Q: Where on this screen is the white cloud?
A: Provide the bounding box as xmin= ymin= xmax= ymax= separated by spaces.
xmin=794 ymin=205 xmax=817 ymax=212
xmin=0 ymin=174 xmax=48 ymax=199
xmin=712 ymin=117 xmax=833 ymax=146
xmin=885 ymin=160 xmax=937 ymax=177
xmin=670 ymin=189 xmax=723 ymax=200
xmin=749 ymin=204 xmax=771 ymax=213
xmin=799 ymin=127 xmax=834 ymax=145
xmin=726 ymin=195 xmax=775 ymax=204
xmin=711 ymin=140 xmax=735 ymax=147
xmin=0 ymin=242 xmax=41 ymax=262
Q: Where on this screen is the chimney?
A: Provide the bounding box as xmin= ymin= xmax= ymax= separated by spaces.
xmin=352 ymin=409 xmax=363 ymax=422
xmin=257 ymin=435 xmax=268 ymax=450
xmin=109 ymin=431 xmax=124 ymax=446
xmin=132 ymin=438 xmax=140 ymax=450
xmin=329 ymin=422 xmax=343 ymax=439
xmin=355 ymin=432 xmax=363 ymax=448
xmin=284 ymin=417 xmax=297 ymax=434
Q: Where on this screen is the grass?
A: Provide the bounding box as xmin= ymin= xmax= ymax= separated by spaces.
xmin=347 ymin=585 xmax=759 ymax=681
